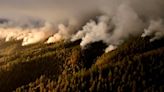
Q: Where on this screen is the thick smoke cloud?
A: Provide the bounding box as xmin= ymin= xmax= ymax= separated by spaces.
xmin=142 ymin=19 xmax=164 ymax=42
xmin=71 ymin=3 xmax=144 ymax=52
xmin=0 ymin=0 xmax=164 ymax=52
xmin=71 ymin=15 xmax=111 ymax=48
xmin=71 ymin=0 xmax=164 ymax=52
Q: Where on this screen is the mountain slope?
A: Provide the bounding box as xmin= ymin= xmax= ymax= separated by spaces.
xmin=0 ymin=36 xmax=164 ymax=92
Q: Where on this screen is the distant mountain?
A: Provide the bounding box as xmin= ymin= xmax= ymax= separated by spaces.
xmin=0 ymin=18 xmax=9 ymax=24
xmin=0 ymin=36 xmax=163 ymax=92
xmin=0 ymin=17 xmax=44 ymax=28
xmin=0 ymin=18 xmax=9 ymax=25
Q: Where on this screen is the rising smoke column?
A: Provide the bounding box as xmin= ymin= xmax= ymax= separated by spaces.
xmin=46 ymin=18 xmax=80 ymax=43
xmin=71 ymin=4 xmax=144 ymax=52
xmin=46 ymin=24 xmax=71 ymax=43
xmin=141 ymin=19 xmax=164 ymax=42
xmin=71 ymin=15 xmax=112 ymax=48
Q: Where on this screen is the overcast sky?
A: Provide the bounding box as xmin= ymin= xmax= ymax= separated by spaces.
xmin=0 ymin=0 xmax=93 ymax=21
xmin=0 ymin=0 xmax=164 ymax=23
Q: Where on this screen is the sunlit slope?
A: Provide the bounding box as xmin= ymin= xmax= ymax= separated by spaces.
xmin=0 ymin=40 xmax=81 ymax=91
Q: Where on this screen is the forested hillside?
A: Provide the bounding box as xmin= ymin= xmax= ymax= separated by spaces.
xmin=0 ymin=36 xmax=163 ymax=92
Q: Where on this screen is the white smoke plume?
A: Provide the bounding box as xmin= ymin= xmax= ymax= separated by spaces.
xmin=0 ymin=22 xmax=55 ymax=46
xmin=0 ymin=0 xmax=164 ymax=52
xmin=141 ymin=19 xmax=164 ymax=42
xmin=46 ymin=24 xmax=69 ymax=43
xmin=46 ymin=18 xmax=80 ymax=43
xmin=105 ymin=45 xmax=117 ymax=53
xmin=71 ymin=4 xmax=144 ymax=52
xmin=71 ymin=15 xmax=112 ymax=48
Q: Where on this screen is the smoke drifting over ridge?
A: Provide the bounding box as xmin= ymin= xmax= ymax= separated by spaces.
xmin=71 ymin=4 xmax=144 ymax=52
xmin=142 ymin=19 xmax=164 ymax=42
xmin=0 ymin=0 xmax=164 ymax=52
xmin=0 ymin=21 xmax=55 ymax=46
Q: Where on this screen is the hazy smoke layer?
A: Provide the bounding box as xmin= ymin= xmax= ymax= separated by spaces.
xmin=0 ymin=22 xmax=55 ymax=46
xmin=0 ymin=0 xmax=164 ymax=52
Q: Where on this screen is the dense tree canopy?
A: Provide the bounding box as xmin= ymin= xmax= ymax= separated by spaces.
xmin=0 ymin=37 xmax=163 ymax=92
